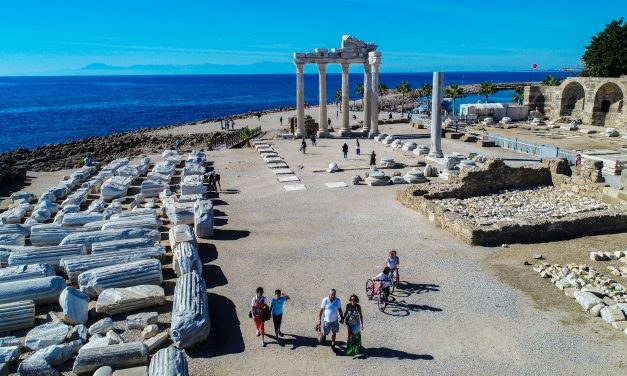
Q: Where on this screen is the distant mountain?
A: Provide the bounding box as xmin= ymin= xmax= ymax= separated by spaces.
xmin=73 ymin=62 xmax=296 ymax=75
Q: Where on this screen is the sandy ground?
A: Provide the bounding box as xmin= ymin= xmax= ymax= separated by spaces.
xmin=3 ymin=109 xmax=627 ymax=375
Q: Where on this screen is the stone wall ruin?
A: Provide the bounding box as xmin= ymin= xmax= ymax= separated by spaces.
xmin=397 ymin=158 xmax=627 ymax=246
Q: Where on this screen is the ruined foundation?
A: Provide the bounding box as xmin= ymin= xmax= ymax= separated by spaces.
xmin=397 ymin=159 xmax=627 ymax=246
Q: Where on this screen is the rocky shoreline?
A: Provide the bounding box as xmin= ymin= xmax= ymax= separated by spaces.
xmin=0 ymin=107 xmax=292 ymax=184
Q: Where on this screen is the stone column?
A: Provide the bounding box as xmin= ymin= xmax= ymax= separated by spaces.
xmin=295 ymin=63 xmax=306 ymax=138
xmin=340 ymin=63 xmax=351 ymax=137
xmin=368 ymin=52 xmax=382 ymax=138
xmin=362 ymin=62 xmax=372 ymax=134
xmin=428 ymin=72 xmax=444 ymax=158
xmin=317 ymin=63 xmax=329 ymax=138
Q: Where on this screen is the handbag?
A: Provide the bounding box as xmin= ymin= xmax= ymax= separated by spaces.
xmin=261 ymin=306 xmax=271 ymax=321
xmin=248 ymin=311 xmax=253 ymax=319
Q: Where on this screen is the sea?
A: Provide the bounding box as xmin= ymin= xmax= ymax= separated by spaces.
xmin=0 ymin=71 xmax=574 ymax=153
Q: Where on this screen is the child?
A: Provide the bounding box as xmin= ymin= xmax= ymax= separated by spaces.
xmin=373 ymin=267 xmax=393 ymax=302
xmin=270 ymin=289 xmax=290 ymax=337
xmin=386 ymin=250 xmax=400 ymax=284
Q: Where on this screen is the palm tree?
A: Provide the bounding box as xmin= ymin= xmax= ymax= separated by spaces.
xmin=542 ymin=75 xmax=561 ymax=86
xmin=421 ymin=83 xmax=432 ymax=110
xmin=478 ymin=81 xmax=497 ymax=103
xmin=512 ymin=86 xmax=525 ymax=105
xmin=378 ymin=83 xmax=389 ymax=97
xmin=355 ymin=83 xmax=364 ymax=110
xmin=395 ymin=81 xmax=412 ymax=113
xmin=443 ymin=84 xmax=464 ymax=116
xmin=334 ymin=88 xmax=342 ymax=111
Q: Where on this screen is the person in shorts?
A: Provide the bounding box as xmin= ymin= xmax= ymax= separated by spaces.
xmin=318 ymin=289 xmax=344 ymax=351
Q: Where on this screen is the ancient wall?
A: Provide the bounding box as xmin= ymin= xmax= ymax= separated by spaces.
xmin=397 ymin=158 xmax=627 ymax=246
xmin=525 ymin=76 xmax=627 ymax=130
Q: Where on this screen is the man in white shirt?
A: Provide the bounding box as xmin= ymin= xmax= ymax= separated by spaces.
xmin=318 ymin=289 xmax=344 ymax=350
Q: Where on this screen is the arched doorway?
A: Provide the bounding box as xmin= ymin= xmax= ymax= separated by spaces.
xmin=592 ymin=82 xmax=624 ymax=127
xmin=559 ymin=81 xmax=585 ymax=117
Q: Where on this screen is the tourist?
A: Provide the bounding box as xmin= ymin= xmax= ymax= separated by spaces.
xmin=389 ymin=112 xmax=392 ymax=120
xmin=328 ymin=118 xmax=331 ymax=128
xmin=270 ymin=289 xmax=290 ymax=338
xmin=175 ymin=138 xmax=182 ymax=151
xmin=206 ymin=139 xmax=213 ymax=151
xmin=352 ymin=114 xmax=357 ymax=121
xmin=300 ymin=139 xmax=307 ymax=154
xmin=373 ymin=267 xmax=393 ymax=303
xmin=342 ymin=294 xmax=364 ymax=356
xmin=280 ymin=116 xmax=283 ymax=126
xmin=208 ymin=171 xmax=216 ymax=192
xmin=215 ymin=171 xmax=221 ymax=191
xmin=83 ymin=156 xmax=93 ymax=166
xmin=342 ymin=143 xmax=348 ymax=160
xmin=575 ymin=154 xmax=582 ymax=166
xmin=355 ymin=139 xmax=360 ymax=155
xmin=336 ymin=110 xmax=339 ymax=119
xmin=257 ymin=112 xmax=261 ymax=121
xmin=386 ymin=250 xmax=400 ymax=285
xmin=318 ymin=289 xmax=344 ymax=351
xmin=251 ymin=287 xmax=269 ymax=347
xmin=369 ymin=151 xmax=376 ymax=167
xmin=310 ymin=134 xmax=317 ymax=146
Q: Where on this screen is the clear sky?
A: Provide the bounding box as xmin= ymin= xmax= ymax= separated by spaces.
xmin=0 ymin=0 xmax=623 ymax=75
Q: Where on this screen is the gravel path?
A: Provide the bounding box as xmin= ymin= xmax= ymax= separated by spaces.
xmin=191 ymin=138 xmax=626 ymax=376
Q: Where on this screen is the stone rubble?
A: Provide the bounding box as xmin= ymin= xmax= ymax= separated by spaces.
xmin=24 ymin=322 xmax=70 ymax=351
xmin=59 ymin=287 xmax=90 ymax=325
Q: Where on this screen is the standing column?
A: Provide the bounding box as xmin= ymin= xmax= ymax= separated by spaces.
xmin=340 ymin=63 xmax=351 ymax=137
xmin=362 ymin=62 xmax=372 ymax=134
xmin=428 ymin=72 xmax=444 ymax=158
xmin=368 ymin=52 xmax=382 ymax=138
xmin=317 ymin=63 xmax=329 ymax=138
xmin=295 ymin=63 xmax=306 ymax=138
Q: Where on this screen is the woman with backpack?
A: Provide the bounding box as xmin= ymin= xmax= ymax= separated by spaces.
xmin=250 ymin=287 xmax=270 ymax=347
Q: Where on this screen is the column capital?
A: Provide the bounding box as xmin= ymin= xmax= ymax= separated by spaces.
xmin=295 ymin=63 xmax=304 ymax=74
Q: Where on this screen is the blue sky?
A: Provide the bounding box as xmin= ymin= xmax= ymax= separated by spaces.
xmin=0 ymin=0 xmax=623 ymax=75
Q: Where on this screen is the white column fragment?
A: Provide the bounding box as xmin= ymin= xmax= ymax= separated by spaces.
xmin=428 ymin=71 xmax=444 ymax=158
xmin=317 ymin=63 xmax=329 ymax=138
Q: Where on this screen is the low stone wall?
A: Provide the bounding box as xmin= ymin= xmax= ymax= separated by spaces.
xmin=397 ymin=158 xmax=627 ymax=246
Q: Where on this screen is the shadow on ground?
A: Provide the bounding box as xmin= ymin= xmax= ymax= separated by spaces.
xmin=187 ymin=293 xmax=244 ymax=357
xmin=212 ymin=229 xmax=250 ymax=241
xmin=202 ymin=265 xmax=228 ymax=289
xmin=355 ymin=347 xmax=434 ymax=360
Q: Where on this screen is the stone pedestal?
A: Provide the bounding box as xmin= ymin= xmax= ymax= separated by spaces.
xmin=340 ymin=63 xmax=351 ymax=137
xmin=428 ymin=72 xmax=444 ymax=158
xmin=295 ymin=64 xmax=306 ymax=138
xmin=317 ymin=63 xmax=330 ymax=138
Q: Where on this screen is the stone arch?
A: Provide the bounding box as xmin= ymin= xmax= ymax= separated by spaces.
xmin=559 ymin=81 xmax=585 ymax=117
xmin=591 ymin=81 xmax=624 ymax=127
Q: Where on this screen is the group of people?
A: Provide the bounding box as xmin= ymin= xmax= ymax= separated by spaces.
xmin=249 ymin=251 xmax=400 ymax=356
xmin=208 ymin=170 xmax=221 ymax=192
xmin=221 ymin=118 xmax=236 ymax=130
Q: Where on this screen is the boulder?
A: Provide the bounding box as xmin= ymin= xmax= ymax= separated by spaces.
xmin=141 ymin=325 xmax=159 ymax=340
xmin=94 ymin=366 xmax=114 ymax=376
xmin=600 ymin=305 xmax=625 ymax=324
xmin=24 ymin=322 xmax=70 ymax=351
xmin=68 ymin=324 xmax=89 ymax=343
xmin=0 ymin=346 xmax=20 ymax=364
xmin=59 ymin=287 xmax=90 ymax=325
xmin=574 ymin=290 xmax=603 ymax=311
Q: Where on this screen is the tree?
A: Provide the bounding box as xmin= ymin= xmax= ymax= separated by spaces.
xmin=421 ymin=83 xmax=432 ymax=110
xmin=512 ymin=86 xmax=525 ymax=105
xmin=581 ymin=18 xmax=627 ymax=77
xmin=478 ymin=81 xmax=497 ymax=103
xmin=443 ymin=84 xmax=464 ymax=116
xmin=334 ymin=88 xmax=342 ymax=111
xmin=542 ymin=75 xmax=561 ymax=86
xmin=395 ymin=81 xmax=412 ymax=113
xmin=355 ymin=83 xmax=364 ymax=110
xmin=378 ymin=83 xmax=389 ymax=97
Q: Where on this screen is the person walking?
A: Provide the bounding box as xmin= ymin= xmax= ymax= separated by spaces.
xmin=310 ymin=134 xmax=317 ymax=146
xmin=280 ymin=116 xmax=283 ymax=127
xmin=175 ymin=138 xmax=182 ymax=151
xmin=328 ymin=118 xmax=331 ymax=128
xmin=208 ymin=171 xmax=216 ymax=192
xmin=342 ymin=294 xmax=364 ymax=356
xmin=251 ymin=287 xmax=269 ymax=347
xmin=300 ymin=139 xmax=307 ymax=154
xmin=342 ymin=143 xmax=348 ymax=160
xmin=215 ymin=171 xmax=221 ymax=191
xmin=355 ymin=139 xmax=360 ymax=155
xmin=369 ymin=151 xmax=376 ymax=168
xmin=270 ymin=289 xmax=290 ymax=338
xmin=336 ymin=110 xmax=339 ymax=119
xmin=318 ymin=289 xmax=344 ymax=351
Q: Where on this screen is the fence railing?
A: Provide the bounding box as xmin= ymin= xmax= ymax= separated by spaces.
xmin=483 ymin=133 xmax=578 ymax=164
xmin=210 ymin=126 xmax=262 ymax=149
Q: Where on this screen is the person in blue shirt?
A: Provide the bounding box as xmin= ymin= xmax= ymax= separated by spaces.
xmin=270 ymin=289 xmax=290 ymax=338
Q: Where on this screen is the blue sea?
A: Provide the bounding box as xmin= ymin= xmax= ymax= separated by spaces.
xmin=0 ymin=71 xmax=573 ymax=152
